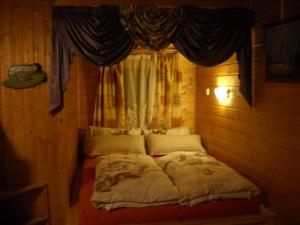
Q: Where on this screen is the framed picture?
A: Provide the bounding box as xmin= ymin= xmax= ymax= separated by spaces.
xmin=265 ymin=17 xmax=300 ymax=82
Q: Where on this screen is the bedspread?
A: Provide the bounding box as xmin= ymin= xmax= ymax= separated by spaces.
xmin=91 ymin=153 xmax=182 ymax=210
xmin=156 ymin=151 xmax=260 ymax=206
xmin=79 ymin=158 xmax=261 ymax=225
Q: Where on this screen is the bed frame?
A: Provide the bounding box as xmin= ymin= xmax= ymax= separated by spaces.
xmin=77 ymin=129 xmax=275 ymax=225
xmin=126 ymin=205 xmax=275 ymax=225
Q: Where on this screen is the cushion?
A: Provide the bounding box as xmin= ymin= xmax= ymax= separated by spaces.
xmin=142 ymin=128 xmax=167 ymax=135
xmin=85 ymin=135 xmax=146 ymax=156
xmin=146 ymin=134 xmax=206 ymax=156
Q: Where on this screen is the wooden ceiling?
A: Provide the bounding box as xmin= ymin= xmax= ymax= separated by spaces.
xmin=54 ymin=0 xmax=252 ymax=8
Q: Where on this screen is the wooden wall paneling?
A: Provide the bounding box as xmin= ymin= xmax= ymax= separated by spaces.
xmin=0 ymin=0 xmax=81 ymax=224
xmin=2 ymin=0 xmax=24 ymax=185
xmin=42 ymin=1 xmax=57 ymax=149
xmin=178 ymin=53 xmax=196 ymax=133
xmin=22 ymin=0 xmax=35 ymax=185
xmin=197 ymin=104 xmax=300 ymax=144
xmin=198 ymin=119 xmax=300 ymax=224
xmin=64 ymin=57 xmax=80 ymax=196
xmin=54 ymin=59 xmax=80 ymax=225
xmin=77 ymin=58 xmax=99 ymax=129
xmin=32 ymin=0 xmax=44 ymax=138
xmin=9 ymin=1 xmax=25 ymax=184
xmin=197 ymin=110 xmax=300 ymax=168
xmin=43 ymin=0 xmax=54 ymax=147
xmin=1 ymin=0 xmax=10 ymax=184
xmin=9 ymin=0 xmax=22 ymax=162
xmin=197 ymin=74 xmax=240 ymax=86
xmin=33 ymin=0 xmax=48 ymax=183
xmin=196 ymin=1 xmax=300 ymax=224
xmin=0 ymin=0 xmax=4 ymax=185
xmin=28 ymin=0 xmax=39 ymax=182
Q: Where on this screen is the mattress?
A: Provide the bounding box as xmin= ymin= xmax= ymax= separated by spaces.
xmin=79 ymin=158 xmax=260 ymax=225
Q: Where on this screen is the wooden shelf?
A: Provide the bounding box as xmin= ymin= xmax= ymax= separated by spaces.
xmin=0 ymin=184 xmax=46 ymax=200
xmin=0 ymin=183 xmax=49 ymax=225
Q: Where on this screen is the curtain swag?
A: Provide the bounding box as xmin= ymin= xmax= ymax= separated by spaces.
xmin=50 ymin=5 xmax=253 ymax=114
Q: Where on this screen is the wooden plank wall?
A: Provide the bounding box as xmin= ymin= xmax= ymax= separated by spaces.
xmin=196 ymin=1 xmax=300 ymax=224
xmin=178 ymin=54 xmax=196 ymax=133
xmin=0 ymin=0 xmax=79 ymax=225
xmin=0 ymin=0 xmax=52 ymax=185
xmin=76 ymin=58 xmax=99 ymax=129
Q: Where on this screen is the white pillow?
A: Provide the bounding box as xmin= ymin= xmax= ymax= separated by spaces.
xmin=146 ymin=134 xmax=206 ymax=156
xmin=85 ymin=135 xmax=146 ymax=156
xmin=166 ymin=127 xmax=190 ymax=135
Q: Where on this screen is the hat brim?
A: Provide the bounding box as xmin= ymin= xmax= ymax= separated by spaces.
xmin=2 ymin=73 xmax=46 ymax=89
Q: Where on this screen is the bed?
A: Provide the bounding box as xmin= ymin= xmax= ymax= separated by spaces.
xmin=78 ymin=127 xmax=275 ymax=225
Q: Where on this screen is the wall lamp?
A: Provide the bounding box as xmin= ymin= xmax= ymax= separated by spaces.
xmin=214 ymin=86 xmax=231 ymax=105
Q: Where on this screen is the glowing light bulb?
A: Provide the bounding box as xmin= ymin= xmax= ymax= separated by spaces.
xmin=214 ymin=86 xmax=231 ymax=104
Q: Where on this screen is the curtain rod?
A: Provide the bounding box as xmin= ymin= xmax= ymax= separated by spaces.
xmin=131 ymin=48 xmax=177 ymax=55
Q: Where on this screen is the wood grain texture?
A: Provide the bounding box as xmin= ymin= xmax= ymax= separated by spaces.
xmin=0 ymin=0 xmax=78 ymax=224
xmin=196 ymin=1 xmax=300 ymax=225
xmin=178 ymin=53 xmax=196 ymax=133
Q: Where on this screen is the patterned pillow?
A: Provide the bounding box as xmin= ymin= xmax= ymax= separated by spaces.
xmin=142 ymin=127 xmax=190 ymax=135
xmin=88 ymin=126 xmax=142 ymax=137
xmin=142 ymin=128 xmax=167 ymax=135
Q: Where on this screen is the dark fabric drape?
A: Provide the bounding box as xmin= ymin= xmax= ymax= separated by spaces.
xmin=119 ymin=5 xmax=184 ymax=51
xmin=50 ymin=5 xmax=253 ymax=113
xmin=50 ymin=6 xmax=136 ymax=113
xmin=50 ymin=29 xmax=72 ymax=112
xmin=174 ymin=7 xmax=253 ymax=105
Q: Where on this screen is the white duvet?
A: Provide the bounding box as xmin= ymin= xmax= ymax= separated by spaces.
xmin=90 ymin=153 xmax=182 ymax=210
xmin=156 ymin=151 xmax=260 ymax=206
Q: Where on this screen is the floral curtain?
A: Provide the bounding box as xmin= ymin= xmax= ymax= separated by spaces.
xmin=151 ymin=53 xmax=182 ymax=128
xmin=93 ymin=52 xmax=181 ymax=128
xmin=93 ymin=65 xmax=126 ymax=127
xmin=123 ymin=54 xmax=156 ymax=128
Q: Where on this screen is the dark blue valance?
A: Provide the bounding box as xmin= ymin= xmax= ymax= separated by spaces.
xmin=50 ymin=5 xmax=253 ymax=113
xmin=50 ymin=6 xmax=136 ymax=113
